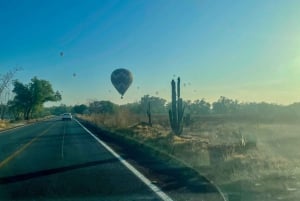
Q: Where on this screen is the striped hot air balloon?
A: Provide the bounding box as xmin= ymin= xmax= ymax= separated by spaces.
xmin=111 ymin=68 xmax=133 ymax=99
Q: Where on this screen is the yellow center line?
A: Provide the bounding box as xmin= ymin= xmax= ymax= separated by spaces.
xmin=0 ymin=124 xmax=55 ymax=169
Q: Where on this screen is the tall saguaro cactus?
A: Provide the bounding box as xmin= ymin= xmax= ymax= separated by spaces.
xmin=169 ymin=77 xmax=184 ymax=135
xmin=147 ymin=102 xmax=152 ymax=127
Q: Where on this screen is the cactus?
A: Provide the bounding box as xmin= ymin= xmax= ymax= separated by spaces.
xmin=169 ymin=77 xmax=184 ymax=135
xmin=147 ymin=101 xmax=152 ymax=127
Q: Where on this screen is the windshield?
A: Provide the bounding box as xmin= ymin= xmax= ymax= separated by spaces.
xmin=1 ymin=1 xmax=300 ymax=201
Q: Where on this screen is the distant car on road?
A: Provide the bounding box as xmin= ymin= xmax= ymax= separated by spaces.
xmin=62 ymin=113 xmax=72 ymax=121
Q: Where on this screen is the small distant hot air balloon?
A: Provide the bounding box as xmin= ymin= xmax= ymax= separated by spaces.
xmin=111 ymin=68 xmax=133 ymax=99
xmin=73 ymin=73 xmax=76 ymax=77
xmin=60 ymin=52 xmax=64 ymax=57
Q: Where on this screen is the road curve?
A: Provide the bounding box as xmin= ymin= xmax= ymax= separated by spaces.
xmin=0 ymin=118 xmax=171 ymax=201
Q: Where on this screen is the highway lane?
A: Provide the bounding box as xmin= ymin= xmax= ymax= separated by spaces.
xmin=0 ymin=118 xmax=171 ymax=201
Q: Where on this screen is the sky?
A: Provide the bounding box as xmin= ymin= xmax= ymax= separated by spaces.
xmin=1 ymin=0 xmax=300 ymax=106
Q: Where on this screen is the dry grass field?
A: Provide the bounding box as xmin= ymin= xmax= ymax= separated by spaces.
xmin=79 ymin=112 xmax=300 ymax=201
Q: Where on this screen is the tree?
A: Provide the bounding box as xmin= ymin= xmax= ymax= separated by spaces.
xmin=140 ymin=95 xmax=167 ymax=114
xmin=0 ymin=68 xmax=20 ymax=119
xmin=72 ymin=104 xmax=88 ymax=114
xmin=7 ymin=100 xmax=23 ymax=120
xmin=0 ymin=68 xmax=20 ymax=98
xmin=47 ymin=104 xmax=71 ymax=115
xmin=11 ymin=77 xmax=61 ymax=120
xmin=187 ymin=99 xmax=211 ymax=115
xmin=124 ymin=102 xmax=140 ymax=114
xmin=212 ymin=96 xmax=238 ymax=114
xmin=89 ymin=101 xmax=117 ymax=114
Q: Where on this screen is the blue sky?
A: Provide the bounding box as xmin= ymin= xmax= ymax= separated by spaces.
xmin=1 ymin=0 xmax=300 ymax=105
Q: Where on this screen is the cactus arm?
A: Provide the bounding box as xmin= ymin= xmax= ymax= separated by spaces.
xmin=147 ymin=102 xmax=152 ymax=126
xmin=169 ymin=109 xmax=173 ymax=130
xmin=171 ymin=79 xmax=178 ymax=128
xmin=177 ymin=77 xmax=180 ymax=98
xmin=168 ymin=77 xmax=184 ymax=135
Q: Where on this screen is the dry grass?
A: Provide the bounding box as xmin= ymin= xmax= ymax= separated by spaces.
xmin=0 ymin=120 xmax=9 ymax=131
xmin=79 ymin=108 xmax=142 ymax=129
xmin=80 ymin=112 xmax=300 ymax=201
xmin=0 ymin=116 xmax=54 ymax=132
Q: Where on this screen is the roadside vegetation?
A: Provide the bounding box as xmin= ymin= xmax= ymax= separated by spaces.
xmin=0 ymin=69 xmax=61 ymax=130
xmin=72 ymin=78 xmax=300 ymax=201
xmin=0 ymin=120 xmax=9 ymax=131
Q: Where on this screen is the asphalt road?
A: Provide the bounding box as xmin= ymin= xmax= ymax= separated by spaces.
xmin=0 ymin=118 xmax=171 ymax=201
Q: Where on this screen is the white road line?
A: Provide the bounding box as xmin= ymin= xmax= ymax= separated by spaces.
xmin=75 ymin=119 xmax=174 ymax=201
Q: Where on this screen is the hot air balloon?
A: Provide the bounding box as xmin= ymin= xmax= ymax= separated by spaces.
xmin=60 ymin=52 xmax=64 ymax=57
xmin=111 ymin=68 xmax=133 ymax=99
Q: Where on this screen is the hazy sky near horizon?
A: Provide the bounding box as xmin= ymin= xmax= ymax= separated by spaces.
xmin=1 ymin=0 xmax=300 ymax=105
